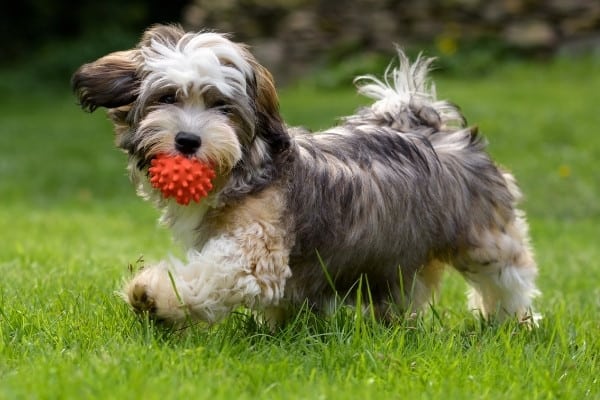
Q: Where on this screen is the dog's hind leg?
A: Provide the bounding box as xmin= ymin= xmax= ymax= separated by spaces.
xmin=454 ymin=210 xmax=540 ymax=325
xmin=366 ymin=260 xmax=446 ymax=321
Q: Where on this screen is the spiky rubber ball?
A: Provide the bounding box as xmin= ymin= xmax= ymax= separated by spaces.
xmin=148 ymin=154 xmax=216 ymax=205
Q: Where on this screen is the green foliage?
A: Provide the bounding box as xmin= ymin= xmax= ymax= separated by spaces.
xmin=1 ymin=58 xmax=599 ymax=399
xmin=310 ymin=52 xmax=391 ymax=89
xmin=307 ymin=36 xmax=559 ymax=89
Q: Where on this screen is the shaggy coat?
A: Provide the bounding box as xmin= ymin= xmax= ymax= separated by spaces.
xmin=72 ymin=24 xmax=539 ymax=325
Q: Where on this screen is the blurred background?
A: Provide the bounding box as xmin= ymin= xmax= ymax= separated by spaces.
xmin=2 ymin=0 xmax=599 ymax=89
xmin=0 ymin=0 xmax=598 ymax=219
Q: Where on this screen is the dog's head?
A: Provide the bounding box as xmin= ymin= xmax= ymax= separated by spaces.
xmin=72 ymin=24 xmax=290 ymax=202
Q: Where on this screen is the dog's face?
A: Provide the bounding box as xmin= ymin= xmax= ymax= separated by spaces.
xmin=72 ymin=24 xmax=289 ymax=200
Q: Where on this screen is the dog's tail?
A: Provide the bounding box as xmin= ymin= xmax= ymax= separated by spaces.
xmin=351 ymin=48 xmax=466 ymax=133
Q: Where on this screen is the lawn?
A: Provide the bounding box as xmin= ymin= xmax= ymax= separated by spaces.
xmin=1 ymin=57 xmax=599 ymax=399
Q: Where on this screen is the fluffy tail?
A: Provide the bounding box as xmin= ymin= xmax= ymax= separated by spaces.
xmin=351 ymin=48 xmax=466 ymax=132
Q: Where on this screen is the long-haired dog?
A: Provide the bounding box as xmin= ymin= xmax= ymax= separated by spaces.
xmin=72 ymin=24 xmax=540 ymax=326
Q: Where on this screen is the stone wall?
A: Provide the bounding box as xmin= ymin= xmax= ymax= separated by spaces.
xmin=183 ymin=0 xmax=600 ymax=81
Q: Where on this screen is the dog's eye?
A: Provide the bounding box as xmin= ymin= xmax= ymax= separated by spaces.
xmin=210 ymin=100 xmax=232 ymax=115
xmin=210 ymin=100 xmax=228 ymax=109
xmin=158 ymin=94 xmax=177 ymax=104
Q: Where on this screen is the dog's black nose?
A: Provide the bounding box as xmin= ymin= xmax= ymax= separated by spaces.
xmin=175 ymin=131 xmax=202 ymax=155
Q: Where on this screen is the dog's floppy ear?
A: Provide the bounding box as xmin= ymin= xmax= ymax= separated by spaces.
xmin=248 ymin=60 xmax=290 ymax=154
xmin=71 ymin=50 xmax=140 ymax=112
xmin=71 ymin=24 xmax=185 ymax=113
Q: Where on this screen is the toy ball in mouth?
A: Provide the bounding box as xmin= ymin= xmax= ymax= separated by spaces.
xmin=148 ymin=154 xmax=216 ymax=205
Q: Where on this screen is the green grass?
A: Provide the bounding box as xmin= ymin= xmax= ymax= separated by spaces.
xmin=1 ymin=57 xmax=599 ymax=399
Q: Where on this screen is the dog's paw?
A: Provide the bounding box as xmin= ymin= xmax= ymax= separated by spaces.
xmin=128 ymin=282 xmax=157 ymax=314
xmin=122 ymin=264 xmax=188 ymax=322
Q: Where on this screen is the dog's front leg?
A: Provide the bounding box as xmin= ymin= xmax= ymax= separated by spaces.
xmin=124 ymin=222 xmax=291 ymax=324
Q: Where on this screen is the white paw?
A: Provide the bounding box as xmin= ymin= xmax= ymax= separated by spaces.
xmin=123 ymin=263 xmax=188 ymax=322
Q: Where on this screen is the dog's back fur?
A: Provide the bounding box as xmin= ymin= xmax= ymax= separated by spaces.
xmin=280 ymin=53 xmax=529 ymax=317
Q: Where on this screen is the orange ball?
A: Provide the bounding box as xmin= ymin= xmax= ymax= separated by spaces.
xmin=148 ymin=154 xmax=216 ymax=205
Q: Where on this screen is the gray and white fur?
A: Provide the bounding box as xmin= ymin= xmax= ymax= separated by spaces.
xmin=72 ymin=24 xmax=540 ymax=326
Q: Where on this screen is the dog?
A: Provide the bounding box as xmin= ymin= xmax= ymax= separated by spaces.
xmin=72 ymin=24 xmax=540 ymax=327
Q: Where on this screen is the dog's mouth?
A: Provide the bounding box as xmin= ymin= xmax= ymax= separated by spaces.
xmin=135 ymin=131 xmax=205 ymax=172
xmin=145 ymin=153 xmax=217 ymax=205
xmin=138 ymin=152 xmax=203 ymax=173
xmin=137 ymin=156 xmax=152 ymax=172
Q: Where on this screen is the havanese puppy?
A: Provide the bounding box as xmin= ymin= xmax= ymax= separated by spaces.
xmin=72 ymin=24 xmax=540 ymax=326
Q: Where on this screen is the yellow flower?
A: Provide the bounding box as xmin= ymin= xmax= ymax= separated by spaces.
xmin=436 ymin=36 xmax=458 ymax=56
xmin=558 ymin=164 xmax=571 ymax=178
